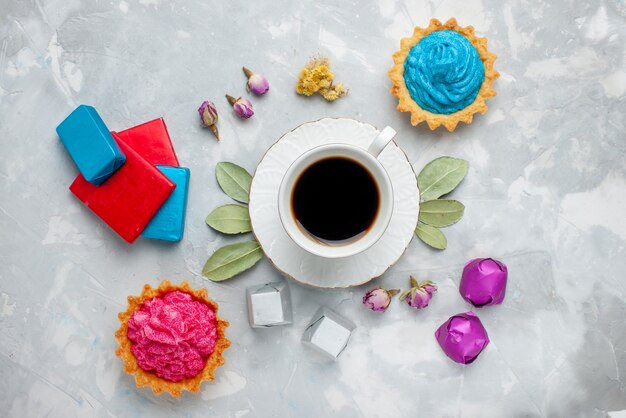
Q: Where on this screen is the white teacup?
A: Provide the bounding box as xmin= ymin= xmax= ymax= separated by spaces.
xmin=277 ymin=127 xmax=396 ymax=258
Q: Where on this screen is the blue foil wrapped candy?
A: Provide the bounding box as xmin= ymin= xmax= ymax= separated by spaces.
xmin=56 ymin=105 xmax=126 ymax=185
xmin=142 ymin=165 xmax=190 ymax=242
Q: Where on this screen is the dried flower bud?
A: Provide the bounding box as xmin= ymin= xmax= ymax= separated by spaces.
xmin=225 ymin=94 xmax=254 ymax=119
xmin=362 ymin=288 xmax=400 ymax=312
xmin=460 ymin=258 xmax=508 ymax=308
xmin=243 ymin=67 xmax=269 ymax=95
xmin=399 ymin=276 xmax=438 ymax=309
xmin=434 ymin=312 xmax=490 ymax=364
xmin=408 ymin=288 xmax=431 ymax=308
xmin=198 ymin=100 xmax=219 ymax=139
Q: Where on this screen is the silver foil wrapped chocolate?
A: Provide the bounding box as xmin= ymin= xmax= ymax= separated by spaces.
xmin=301 ymin=307 xmax=355 ymax=359
xmin=246 ymin=281 xmax=293 ymax=328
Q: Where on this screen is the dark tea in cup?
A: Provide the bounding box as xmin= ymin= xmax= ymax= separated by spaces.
xmin=291 ymin=156 xmax=380 ymax=245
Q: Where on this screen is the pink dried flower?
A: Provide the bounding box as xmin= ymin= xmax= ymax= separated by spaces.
xmin=362 ymin=288 xmax=400 ymax=312
xmin=226 ymin=94 xmax=254 ymax=119
xmin=197 ymin=100 xmax=219 ymax=139
xmin=243 ymin=67 xmax=270 ymax=95
xmin=399 ymin=276 xmax=438 ymax=309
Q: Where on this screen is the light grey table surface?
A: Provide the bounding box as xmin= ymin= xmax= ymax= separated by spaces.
xmin=1 ymin=0 xmax=625 ymax=417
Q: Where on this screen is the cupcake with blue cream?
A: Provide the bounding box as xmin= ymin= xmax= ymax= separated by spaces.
xmin=389 ymin=18 xmax=499 ymax=132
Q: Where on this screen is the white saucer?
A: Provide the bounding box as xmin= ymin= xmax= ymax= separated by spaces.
xmin=249 ymin=118 xmax=420 ymax=288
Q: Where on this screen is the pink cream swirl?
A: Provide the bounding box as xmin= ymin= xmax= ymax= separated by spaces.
xmin=127 ymin=291 xmax=218 ymax=382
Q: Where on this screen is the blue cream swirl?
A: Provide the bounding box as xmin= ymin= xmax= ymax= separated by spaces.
xmin=403 ymin=30 xmax=485 ymax=115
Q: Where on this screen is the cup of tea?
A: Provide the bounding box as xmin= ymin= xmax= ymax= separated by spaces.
xmin=277 ymin=127 xmax=396 ymax=258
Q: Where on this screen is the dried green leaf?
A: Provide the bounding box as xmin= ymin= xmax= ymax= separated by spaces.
xmin=202 ymin=240 xmax=263 ymax=281
xmin=418 ymin=199 xmax=465 ymax=227
xmin=205 ymin=204 xmax=251 ymax=234
xmin=417 ymin=157 xmax=469 ymax=202
xmin=216 ymin=162 xmax=252 ymax=204
xmin=415 ymin=223 xmax=447 ymax=250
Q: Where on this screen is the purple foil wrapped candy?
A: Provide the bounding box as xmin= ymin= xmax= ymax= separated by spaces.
xmin=435 ymin=312 xmax=489 ymax=364
xmin=460 ymin=258 xmax=508 ymax=307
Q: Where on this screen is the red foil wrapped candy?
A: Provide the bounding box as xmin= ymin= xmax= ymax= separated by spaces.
xmin=459 ymin=258 xmax=508 ymax=308
xmin=114 ymin=118 xmax=179 ymax=166
xmin=434 ymin=312 xmax=489 ymax=364
xmin=70 ymin=133 xmax=175 ymax=243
